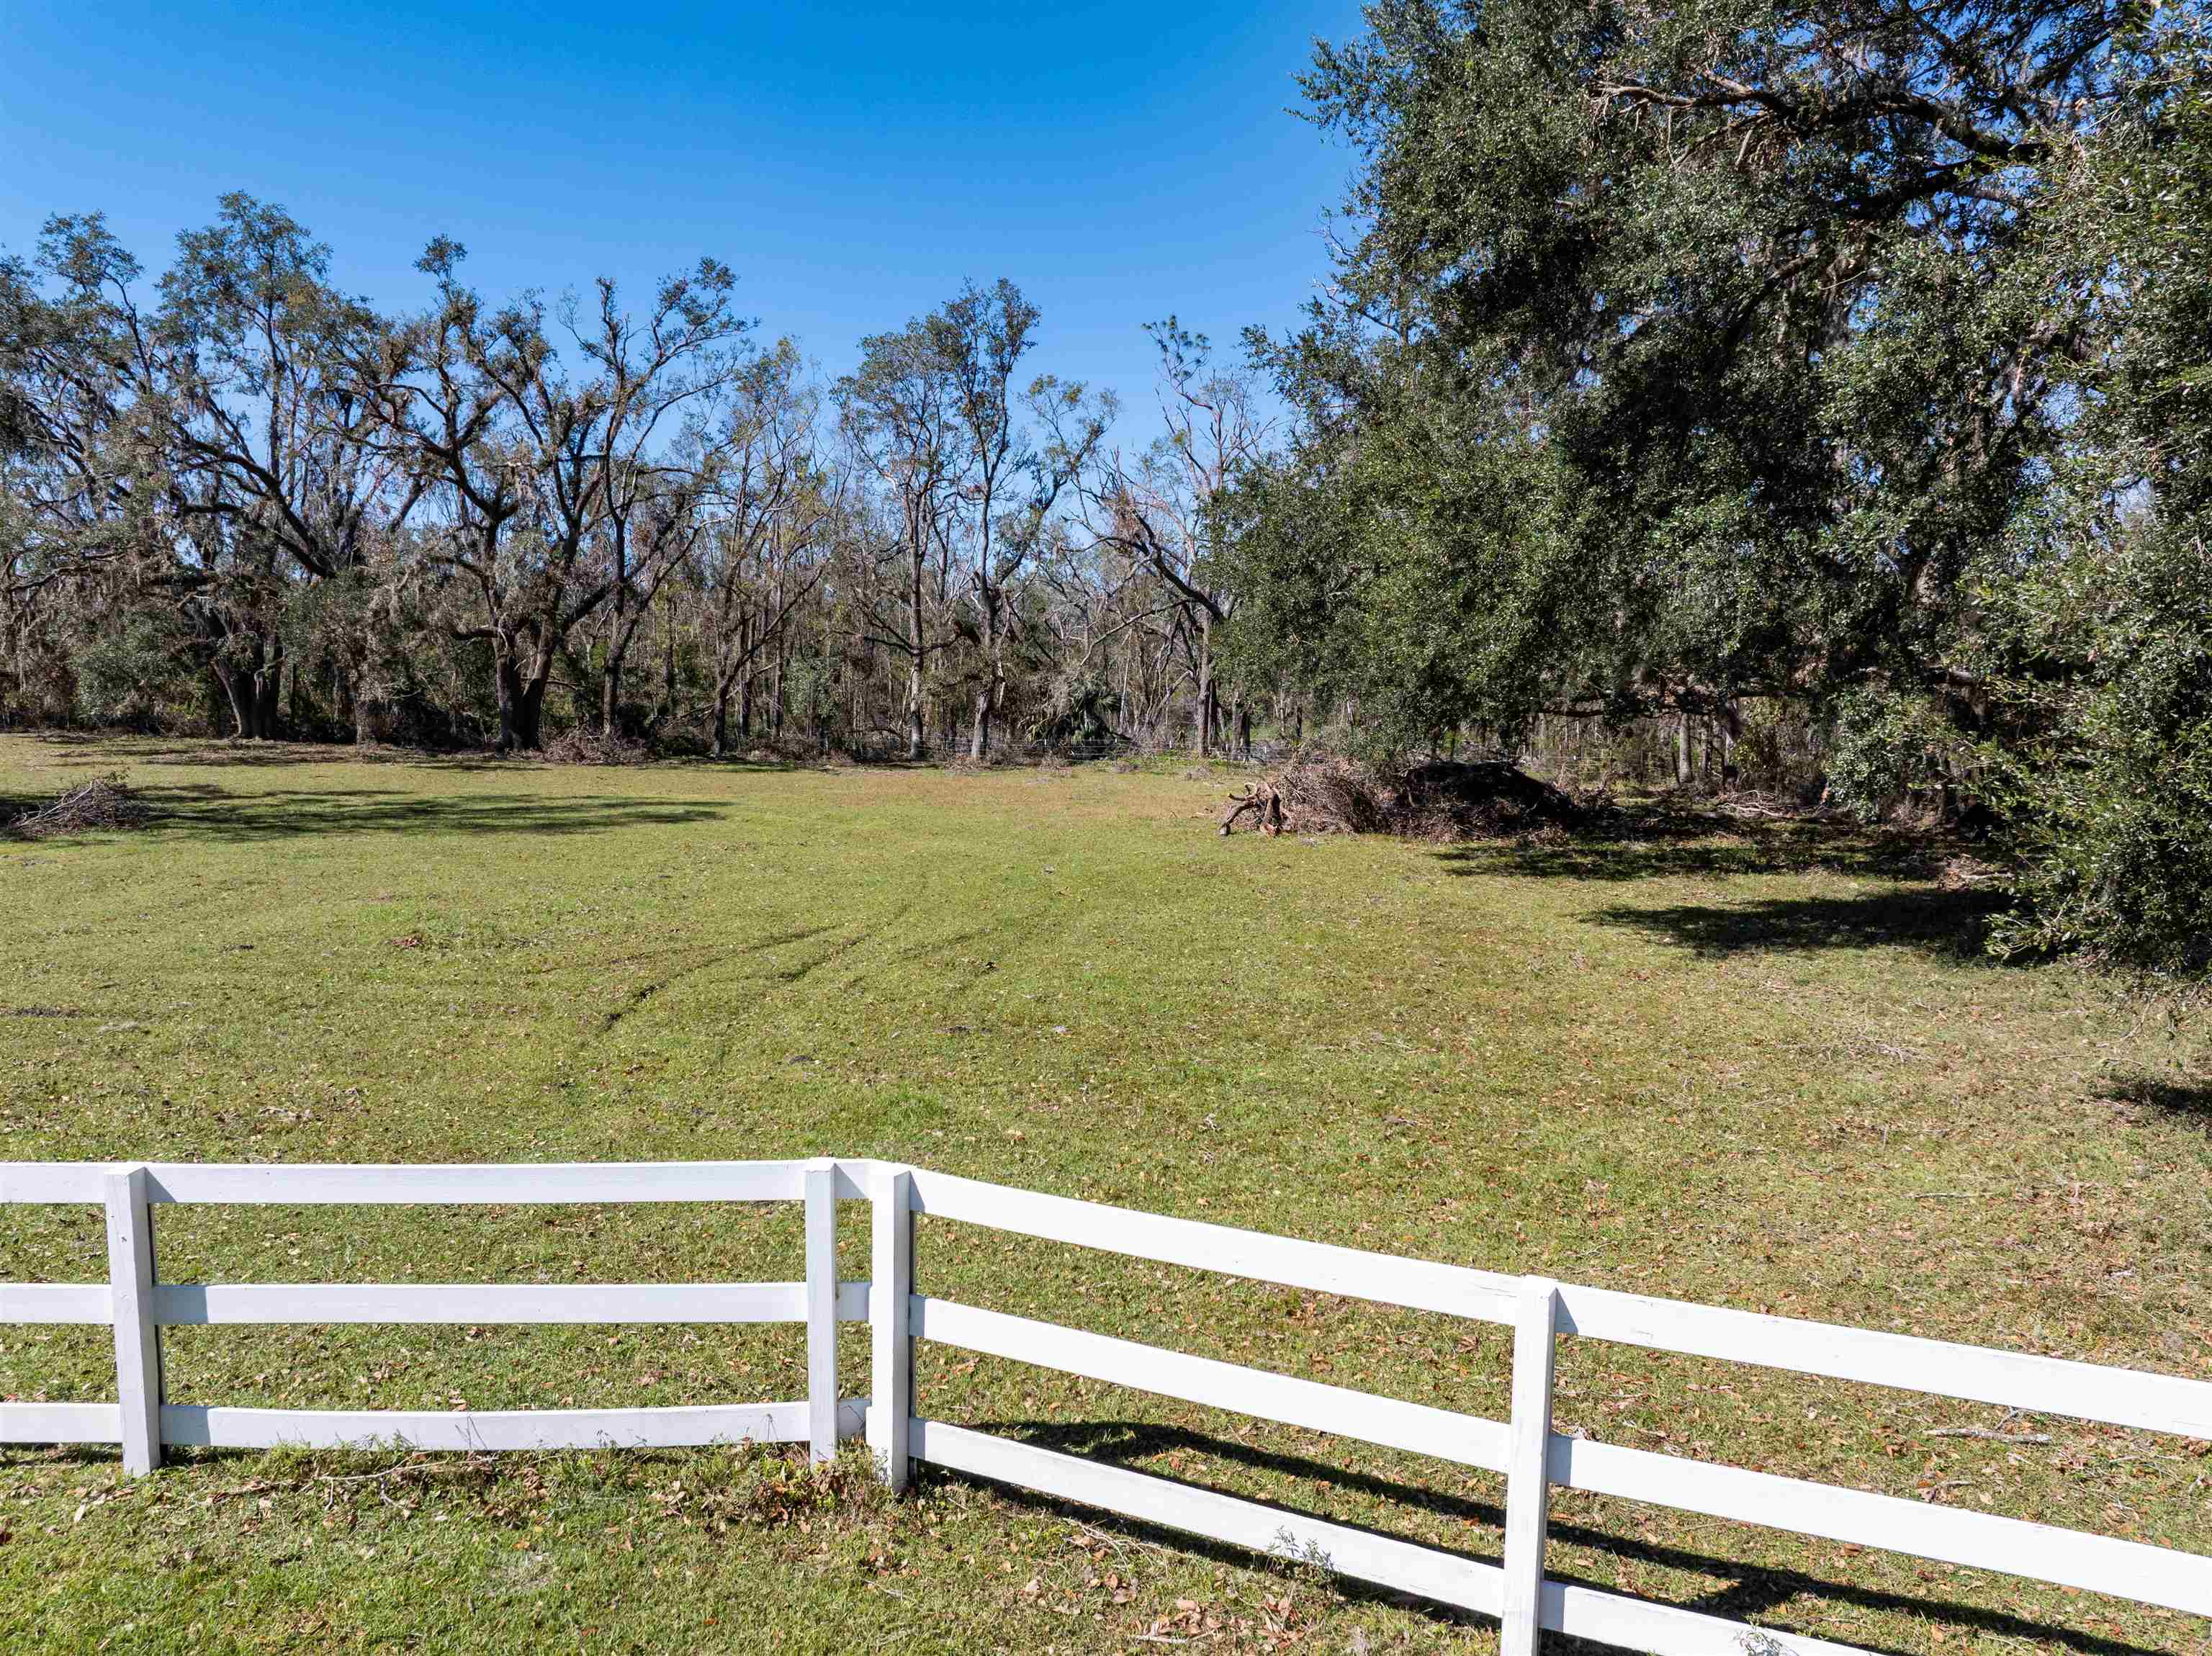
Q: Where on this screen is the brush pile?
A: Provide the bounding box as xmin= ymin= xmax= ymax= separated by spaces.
xmin=539 ymin=728 xmax=651 ymax=766
xmin=1220 ymin=755 xmax=1581 ymax=840
xmin=7 ymin=771 xmax=147 ymax=838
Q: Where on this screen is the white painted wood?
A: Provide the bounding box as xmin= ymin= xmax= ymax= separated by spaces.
xmin=103 ymin=1166 xmax=161 ymax=1475
xmin=910 ymin=1418 xmax=1505 ymax=1615
xmin=0 ymin=1283 xmax=109 ymax=1323
xmin=1559 ymin=1283 xmax=2212 ymax=1439
xmin=1501 ymin=1279 xmax=1559 ymax=1656
xmin=7 ymin=1152 xmax=2212 ymax=1632
xmin=1545 ymin=1578 xmax=1876 ymax=1656
xmin=150 ymin=1282 xmax=814 ymax=1325
xmin=906 ymin=1168 xmax=1521 ymax=1323
xmin=0 ymin=1163 xmax=109 ymax=1203
xmin=869 ymin=1165 xmax=914 ymax=1490
xmin=913 ymin=1295 xmax=1509 ymax=1470
xmin=1552 ymin=1433 xmax=2212 ymax=1616
xmin=130 ymin=1160 xmax=810 ymax=1206
xmin=832 ymin=1158 xmax=889 ymax=1202
xmin=155 ymin=1400 xmax=866 ymax=1452
xmin=0 ymin=1402 xmax=123 ymax=1444
xmin=805 ymin=1158 xmax=840 ymax=1462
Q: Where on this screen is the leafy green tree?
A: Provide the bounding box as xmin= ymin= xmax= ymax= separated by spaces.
xmin=1234 ymin=0 xmax=2210 ymax=971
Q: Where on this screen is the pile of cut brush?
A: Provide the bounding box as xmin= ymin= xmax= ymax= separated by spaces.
xmin=6 ymin=770 xmax=148 ymax=839
xmin=1220 ymin=754 xmax=1581 ymax=842
xmin=539 ymin=727 xmax=652 ymax=766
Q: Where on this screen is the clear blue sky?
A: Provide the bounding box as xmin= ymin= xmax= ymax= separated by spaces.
xmin=0 ymin=0 xmax=1364 ymax=442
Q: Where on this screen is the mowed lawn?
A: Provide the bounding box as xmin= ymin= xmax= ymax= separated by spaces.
xmin=1 ymin=733 xmax=2208 ymax=1655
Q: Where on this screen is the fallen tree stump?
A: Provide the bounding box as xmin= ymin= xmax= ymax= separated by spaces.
xmin=1219 ymin=781 xmax=1285 ymax=836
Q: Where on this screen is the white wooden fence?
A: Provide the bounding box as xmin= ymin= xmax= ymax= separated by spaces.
xmin=4 ymin=1156 xmax=2208 ymax=1656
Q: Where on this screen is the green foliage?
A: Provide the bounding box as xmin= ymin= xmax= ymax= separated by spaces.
xmin=1989 ymin=532 xmax=2212 ymax=976
xmin=66 ymin=602 xmax=205 ymax=729
xmin=1231 ymin=0 xmax=2212 ymax=975
xmin=1821 ymin=689 xmax=1974 ymax=822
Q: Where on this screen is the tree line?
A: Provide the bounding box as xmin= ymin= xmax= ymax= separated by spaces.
xmin=0 ymin=204 xmax=1271 ymax=762
xmin=4 ymin=0 xmax=2208 ymax=979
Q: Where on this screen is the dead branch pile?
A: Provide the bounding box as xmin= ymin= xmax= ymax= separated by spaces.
xmin=1221 ymin=755 xmax=1581 ymax=840
xmin=539 ymin=728 xmax=652 ymax=766
xmin=6 ymin=771 xmax=147 ymax=838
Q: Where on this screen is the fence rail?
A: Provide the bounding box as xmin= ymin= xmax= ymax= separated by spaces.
xmin=4 ymin=1155 xmax=2208 ymax=1655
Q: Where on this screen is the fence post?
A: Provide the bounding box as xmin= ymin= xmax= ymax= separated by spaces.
xmin=1501 ymin=1276 xmax=1560 ymax=1656
xmin=868 ymin=1164 xmax=913 ymax=1491
xmin=803 ymin=1158 xmax=840 ymax=1464
xmin=104 ymin=1164 xmax=161 ymax=1475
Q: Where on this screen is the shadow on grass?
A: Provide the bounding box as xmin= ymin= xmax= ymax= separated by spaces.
xmin=5 ymin=1429 xmax=2163 ymax=1656
xmin=2102 ymin=1069 xmax=2212 ymax=1127
xmin=17 ymin=732 xmax=520 ymax=772
xmin=957 ymin=1418 xmax=2163 ymax=1656
xmin=1439 ymin=828 xmax=1948 ymax=885
xmin=129 ymin=784 xmax=729 ymax=842
xmin=1585 ymin=888 xmax=2010 ymax=962
xmin=18 ymin=732 xmax=821 ymax=776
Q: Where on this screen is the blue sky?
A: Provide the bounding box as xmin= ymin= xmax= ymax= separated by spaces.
xmin=1 ymin=0 xmax=1364 ymax=444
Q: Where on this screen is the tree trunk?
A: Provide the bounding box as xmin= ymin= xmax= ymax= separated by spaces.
xmin=1673 ymin=711 xmax=1693 ymax=787
xmin=906 ymin=542 xmax=927 ymax=760
xmin=213 ymin=664 xmax=251 ymax=739
xmin=601 ymin=642 xmax=624 ymax=739
xmin=516 ymin=675 xmax=547 ymax=750
xmin=493 ymin=650 xmax=525 ymax=752
xmin=252 ymin=642 xmax=283 ymax=739
xmin=711 ymin=681 xmax=732 ymax=759
xmin=770 ymin=635 xmax=786 ymax=742
xmin=968 ymin=592 xmax=1002 ymax=760
xmin=1193 ymin=613 xmax=1214 ymax=758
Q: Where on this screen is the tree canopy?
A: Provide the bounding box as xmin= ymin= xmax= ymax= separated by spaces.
xmin=1226 ymin=0 xmax=2211 ymax=975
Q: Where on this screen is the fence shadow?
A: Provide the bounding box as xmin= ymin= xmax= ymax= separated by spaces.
xmin=958 ymin=1418 xmax=2162 ymax=1656
xmin=1581 ymin=888 xmax=2009 ymax=962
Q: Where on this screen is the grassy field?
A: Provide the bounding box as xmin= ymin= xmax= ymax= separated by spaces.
xmin=1 ymin=732 xmax=2208 ymax=1655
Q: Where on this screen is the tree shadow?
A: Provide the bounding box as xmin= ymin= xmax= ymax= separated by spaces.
xmin=2100 ymin=1069 xmax=2212 ymax=1128
xmin=1583 ymin=888 xmax=2009 ymax=962
xmin=948 ymin=1417 xmax=2163 ymax=1656
xmin=1439 ymin=827 xmax=1948 ymax=885
xmin=125 ymin=784 xmax=729 ymax=842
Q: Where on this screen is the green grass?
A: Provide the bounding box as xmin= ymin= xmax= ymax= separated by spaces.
xmin=1 ymin=732 xmax=2208 ymax=1655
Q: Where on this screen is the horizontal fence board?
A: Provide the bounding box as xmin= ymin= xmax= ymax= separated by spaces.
xmin=138 ymin=1161 xmax=811 ymax=1206
xmin=143 ymin=1280 xmax=873 ymax=1326
xmin=907 ymin=1170 xmax=1519 ymax=1323
xmin=0 ymin=1402 xmax=123 ymax=1444
xmin=914 ymin=1295 xmax=1509 ymax=1472
xmin=1554 ymin=1434 xmax=2212 ymax=1616
xmin=1559 ymin=1284 xmax=2212 ymax=1439
xmin=909 ymin=1418 xmax=1505 ymax=1616
xmin=0 ymin=1283 xmax=109 ymax=1323
xmin=151 ymin=1282 xmax=763 ymax=1326
xmin=1545 ymin=1579 xmax=1876 ymax=1656
xmin=0 ymin=1164 xmax=110 ymax=1205
xmin=156 ymin=1400 xmax=868 ymax=1452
